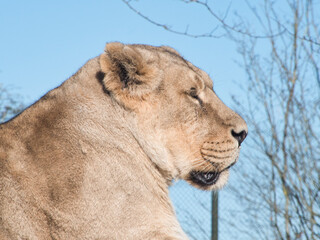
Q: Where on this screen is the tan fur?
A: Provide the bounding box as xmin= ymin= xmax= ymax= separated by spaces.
xmin=0 ymin=42 xmax=247 ymax=239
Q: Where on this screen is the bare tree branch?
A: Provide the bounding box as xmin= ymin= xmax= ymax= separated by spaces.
xmin=122 ymin=0 xmax=286 ymax=39
xmin=0 ymin=84 xmax=24 ymax=123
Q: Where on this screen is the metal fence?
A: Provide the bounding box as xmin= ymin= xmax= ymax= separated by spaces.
xmin=170 ymin=179 xmax=247 ymax=240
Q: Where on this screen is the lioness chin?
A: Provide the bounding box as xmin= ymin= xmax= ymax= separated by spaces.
xmin=0 ymin=42 xmax=247 ymax=240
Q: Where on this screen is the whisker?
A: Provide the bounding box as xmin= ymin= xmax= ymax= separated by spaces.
xmin=191 ymin=158 xmax=217 ymax=172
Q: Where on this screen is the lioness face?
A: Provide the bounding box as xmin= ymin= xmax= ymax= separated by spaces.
xmin=100 ymin=43 xmax=247 ymax=190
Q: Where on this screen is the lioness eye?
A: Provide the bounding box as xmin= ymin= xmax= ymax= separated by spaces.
xmin=189 ymin=88 xmax=203 ymax=105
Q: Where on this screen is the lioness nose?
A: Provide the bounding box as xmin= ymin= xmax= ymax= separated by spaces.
xmin=231 ymin=129 xmax=247 ymax=146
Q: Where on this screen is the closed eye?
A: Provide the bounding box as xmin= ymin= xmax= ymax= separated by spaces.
xmin=189 ymin=88 xmax=203 ymax=106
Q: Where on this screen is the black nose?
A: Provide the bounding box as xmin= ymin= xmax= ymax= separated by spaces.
xmin=231 ymin=130 xmax=247 ymax=146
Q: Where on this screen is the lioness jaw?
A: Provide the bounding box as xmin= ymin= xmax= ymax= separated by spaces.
xmin=0 ymin=42 xmax=247 ymax=239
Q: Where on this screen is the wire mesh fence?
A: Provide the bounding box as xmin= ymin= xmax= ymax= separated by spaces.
xmin=169 ymin=173 xmax=248 ymax=240
xmin=170 ymin=181 xmax=212 ymax=240
xmin=170 ymin=151 xmax=320 ymax=240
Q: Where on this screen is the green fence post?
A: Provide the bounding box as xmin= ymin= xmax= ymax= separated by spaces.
xmin=212 ymin=191 xmax=218 ymax=240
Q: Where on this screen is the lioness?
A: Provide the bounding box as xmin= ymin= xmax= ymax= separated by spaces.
xmin=0 ymin=42 xmax=247 ymax=240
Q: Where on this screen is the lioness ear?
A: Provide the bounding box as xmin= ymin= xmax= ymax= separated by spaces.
xmin=99 ymin=42 xmax=161 ymax=108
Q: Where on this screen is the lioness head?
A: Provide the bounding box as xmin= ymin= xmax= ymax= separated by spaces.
xmin=99 ymin=42 xmax=247 ymax=190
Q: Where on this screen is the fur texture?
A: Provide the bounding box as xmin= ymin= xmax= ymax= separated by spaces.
xmin=0 ymin=42 xmax=247 ymax=239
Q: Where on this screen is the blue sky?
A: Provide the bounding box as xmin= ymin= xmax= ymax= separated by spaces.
xmin=0 ymin=1 xmax=250 ymax=239
xmin=0 ymin=0 xmax=245 ymax=105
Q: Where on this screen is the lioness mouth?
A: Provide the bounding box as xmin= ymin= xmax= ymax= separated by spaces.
xmin=189 ymin=171 xmax=220 ymax=186
xmin=189 ymin=160 xmax=238 ymax=186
